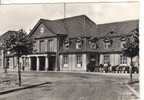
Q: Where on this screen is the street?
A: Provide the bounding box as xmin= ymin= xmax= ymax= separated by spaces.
xmin=0 ymin=72 xmax=139 ymax=100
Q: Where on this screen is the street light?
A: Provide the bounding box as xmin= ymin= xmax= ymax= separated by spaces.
xmin=7 ymin=51 xmax=10 ymax=55
xmin=5 ymin=50 xmax=10 ymax=73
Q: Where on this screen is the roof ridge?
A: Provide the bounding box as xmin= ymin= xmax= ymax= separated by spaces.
xmin=51 ymin=15 xmax=88 ymax=21
xmin=97 ymin=19 xmax=139 ymax=26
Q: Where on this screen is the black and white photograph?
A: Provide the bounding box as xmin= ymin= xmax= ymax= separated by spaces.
xmin=0 ymin=0 xmax=140 ymax=100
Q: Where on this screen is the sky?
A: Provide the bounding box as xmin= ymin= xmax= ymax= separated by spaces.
xmin=1 ymin=0 xmax=139 ymax=4
xmin=0 ymin=2 xmax=139 ymax=34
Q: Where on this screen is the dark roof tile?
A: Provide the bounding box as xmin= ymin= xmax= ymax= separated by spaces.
xmin=37 ymin=15 xmax=138 ymax=38
xmin=96 ymin=20 xmax=139 ymax=38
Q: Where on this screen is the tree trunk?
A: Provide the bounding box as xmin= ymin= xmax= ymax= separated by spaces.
xmin=17 ymin=57 xmax=21 ymax=86
xmin=3 ymin=51 xmax=7 ymax=73
xmin=130 ymin=57 xmax=133 ymax=82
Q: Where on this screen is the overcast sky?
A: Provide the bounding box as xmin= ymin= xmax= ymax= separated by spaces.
xmin=0 ymin=2 xmax=139 ymax=34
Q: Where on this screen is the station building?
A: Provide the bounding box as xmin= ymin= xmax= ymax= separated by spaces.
xmin=0 ymin=15 xmax=139 ymax=72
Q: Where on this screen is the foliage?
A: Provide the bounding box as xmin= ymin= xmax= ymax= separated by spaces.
xmin=2 ymin=29 xmax=33 ymax=56
xmin=123 ymin=28 xmax=139 ymax=58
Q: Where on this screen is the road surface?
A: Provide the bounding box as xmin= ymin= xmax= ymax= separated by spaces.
xmin=0 ymin=72 xmax=139 ymax=100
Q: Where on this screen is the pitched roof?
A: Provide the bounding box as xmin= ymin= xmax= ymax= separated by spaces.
xmin=96 ymin=20 xmax=139 ymax=38
xmin=30 ymin=15 xmax=97 ymax=38
xmin=30 ymin=15 xmax=138 ymax=38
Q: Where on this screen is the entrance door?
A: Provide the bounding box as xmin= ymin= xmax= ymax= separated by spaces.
xmin=48 ymin=56 xmax=55 ymax=71
xmin=31 ymin=57 xmax=37 ymax=70
xmin=39 ymin=57 xmax=45 ymax=71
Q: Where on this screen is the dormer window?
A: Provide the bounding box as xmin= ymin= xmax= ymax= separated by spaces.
xmin=76 ymin=39 xmax=82 ymax=49
xmin=120 ymin=37 xmax=126 ymax=49
xmin=103 ymin=38 xmax=112 ymax=49
xmin=121 ymin=41 xmax=126 ymax=48
xmin=64 ymin=40 xmax=70 ymax=49
xmin=89 ymin=40 xmax=97 ymax=49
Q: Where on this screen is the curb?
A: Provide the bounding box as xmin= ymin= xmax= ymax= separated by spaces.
xmin=0 ymin=82 xmax=51 ymax=95
xmin=7 ymin=71 xmax=139 ymax=79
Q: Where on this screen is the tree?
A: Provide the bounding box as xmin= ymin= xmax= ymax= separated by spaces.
xmin=2 ymin=29 xmax=32 ymax=86
xmin=123 ymin=28 xmax=139 ymax=81
xmin=1 ymin=31 xmax=18 ymax=73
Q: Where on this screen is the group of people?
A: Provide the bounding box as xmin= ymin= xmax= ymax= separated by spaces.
xmin=86 ymin=61 xmax=139 ymax=73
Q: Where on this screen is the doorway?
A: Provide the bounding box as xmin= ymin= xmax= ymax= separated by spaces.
xmin=31 ymin=57 xmax=37 ymax=71
xmin=39 ymin=57 xmax=45 ymax=71
xmin=48 ymin=56 xmax=56 ymax=71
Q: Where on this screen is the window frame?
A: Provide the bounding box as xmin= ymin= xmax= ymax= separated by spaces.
xmin=103 ymin=54 xmax=110 ymax=64
xmin=121 ymin=41 xmax=126 ymax=49
xmin=104 ymin=42 xmax=111 ymax=49
xmin=89 ymin=41 xmax=97 ymax=49
xmin=76 ymin=39 xmax=82 ymax=49
xmin=64 ymin=40 xmax=70 ymax=49
xmin=120 ymin=55 xmax=127 ymax=64
xmin=76 ymin=54 xmax=82 ymax=67
xmin=39 ymin=39 xmax=45 ymax=52
xmin=48 ymin=39 xmax=53 ymax=52
xmin=63 ymin=55 xmax=69 ymax=67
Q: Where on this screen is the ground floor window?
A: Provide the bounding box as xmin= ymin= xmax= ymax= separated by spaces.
xmin=76 ymin=55 xmax=82 ymax=67
xmin=120 ymin=55 xmax=127 ymax=64
xmin=63 ymin=55 xmax=68 ymax=67
xmin=104 ymin=55 xmax=110 ymax=64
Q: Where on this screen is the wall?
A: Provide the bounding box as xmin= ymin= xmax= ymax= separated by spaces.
xmin=100 ymin=54 xmax=122 ymax=66
xmin=31 ymin=23 xmax=58 ymax=53
xmin=33 ymin=38 xmax=57 ymax=53
xmin=60 ymin=54 xmax=87 ymax=71
xmin=99 ymin=53 xmax=139 ymax=67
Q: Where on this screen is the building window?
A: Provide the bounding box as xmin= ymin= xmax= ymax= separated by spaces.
xmin=48 ymin=39 xmax=53 ymax=52
xmin=63 ymin=55 xmax=68 ymax=67
xmin=104 ymin=55 xmax=110 ymax=64
xmin=89 ymin=41 xmax=97 ymax=49
xmin=121 ymin=41 xmax=126 ymax=48
xmin=104 ymin=42 xmax=111 ymax=49
xmin=0 ymin=59 xmax=1 ymax=66
xmin=64 ymin=40 xmax=70 ymax=49
xmin=39 ymin=40 xmax=45 ymax=52
xmin=76 ymin=39 xmax=82 ymax=49
xmin=33 ymin=41 xmax=37 ymax=53
xmin=120 ymin=55 xmax=127 ymax=64
xmin=40 ymin=27 xmax=44 ymax=34
xmin=103 ymin=38 xmax=112 ymax=49
xmin=76 ymin=55 xmax=82 ymax=67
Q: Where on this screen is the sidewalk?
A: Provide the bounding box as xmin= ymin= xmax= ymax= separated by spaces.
xmin=0 ymin=73 xmax=52 ymax=95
